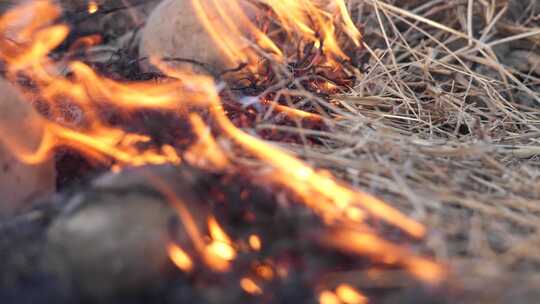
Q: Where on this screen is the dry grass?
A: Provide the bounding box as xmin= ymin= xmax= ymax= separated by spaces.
xmin=252 ymin=0 xmax=540 ymax=292
xmin=51 ymin=0 xmax=540 ymax=299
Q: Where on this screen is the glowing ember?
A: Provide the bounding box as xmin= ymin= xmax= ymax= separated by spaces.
xmin=240 ymin=277 xmax=263 ymax=295
xmin=204 ymin=216 xmax=237 ymax=271
xmin=208 ymin=216 xmax=234 ymax=245
xmin=248 ymin=234 xmax=262 ymax=251
xmin=206 ymin=241 xmax=236 ymax=261
xmin=87 ymin=1 xmax=98 ymax=14
xmin=336 ymin=284 xmax=368 ymax=304
xmin=319 ymin=290 xmax=341 ymax=304
xmin=269 ymin=102 xmax=324 ymax=122
xmin=254 ymin=263 xmax=274 ymax=280
xmin=167 ymin=243 xmax=194 ymax=273
xmin=151 ymin=176 xmax=238 ymax=273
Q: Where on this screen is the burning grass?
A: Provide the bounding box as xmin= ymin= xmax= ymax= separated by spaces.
xmin=0 ymin=0 xmax=540 ymax=303
xmin=293 ymin=0 xmax=540 ymax=296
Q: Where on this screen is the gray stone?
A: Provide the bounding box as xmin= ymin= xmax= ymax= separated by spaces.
xmin=46 ymin=189 xmax=175 ymax=298
xmin=0 ymin=79 xmax=56 ymax=218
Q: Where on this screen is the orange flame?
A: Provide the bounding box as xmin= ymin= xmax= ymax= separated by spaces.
xmin=319 ymin=290 xmax=341 ymax=304
xmin=212 ymin=107 xmax=425 ymax=237
xmin=336 ymin=284 xmax=368 ymax=304
xmin=191 ymin=0 xmax=361 ymax=72
xmin=205 ymin=216 xmax=237 ymax=271
xmin=322 ymin=229 xmax=445 ymax=284
xmin=0 ymin=1 xmax=188 ymax=168
xmin=150 ymin=176 xmax=237 ymax=273
xmin=0 ymin=0 xmax=444 ymax=293
xmin=167 ymin=243 xmax=194 ymax=273
xmin=254 ymin=263 xmax=274 ymax=280
xmin=248 ymin=234 xmax=262 ymax=251
xmin=184 ymin=114 xmax=229 ymax=170
xmin=87 ymin=1 xmax=98 ymax=14
xmin=240 ymin=277 xmax=263 ymax=295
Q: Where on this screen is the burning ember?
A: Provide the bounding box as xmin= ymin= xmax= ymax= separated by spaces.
xmin=0 ymin=0 xmax=444 ymax=302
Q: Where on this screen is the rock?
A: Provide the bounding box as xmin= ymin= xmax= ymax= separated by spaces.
xmin=46 ymin=190 xmax=175 ymax=298
xmin=0 ymin=79 xmax=56 ymax=217
xmin=45 ymin=165 xmax=211 ymax=299
xmin=139 ymin=0 xmax=255 ymax=73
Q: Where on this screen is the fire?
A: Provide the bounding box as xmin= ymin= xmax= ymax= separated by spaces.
xmin=322 ymin=229 xmax=445 ymax=284
xmin=150 ymin=176 xmax=238 ymax=273
xmin=240 ymin=277 xmax=263 ymax=295
xmin=184 ymin=113 xmax=229 ymax=170
xmin=319 ymin=285 xmax=367 ymax=304
xmin=336 ymin=284 xmax=368 ymax=304
xmin=0 ymin=1 xmax=188 ymax=168
xmin=167 ymin=243 xmax=194 ymax=272
xmin=206 ymin=241 xmax=236 ymax=260
xmin=205 ymin=216 xmax=237 ymax=268
xmin=319 ymin=290 xmax=341 ymax=304
xmin=191 ymin=0 xmax=361 ymax=72
xmin=213 ymin=107 xmax=425 ymax=237
xmin=254 ymin=263 xmax=273 ymax=280
xmin=269 ymin=101 xmax=324 ymax=122
xmin=0 ymin=0 xmax=445 ymax=300
xmin=87 ymin=1 xmax=99 ymax=14
xmin=248 ymin=234 xmax=262 ymax=251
